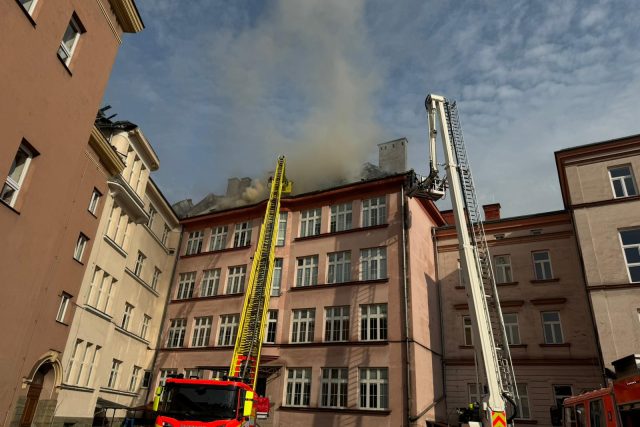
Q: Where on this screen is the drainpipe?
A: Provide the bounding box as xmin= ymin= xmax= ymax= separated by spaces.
xmin=400 ymin=186 xmax=412 ymax=426
xmin=433 ymin=225 xmax=447 ymax=421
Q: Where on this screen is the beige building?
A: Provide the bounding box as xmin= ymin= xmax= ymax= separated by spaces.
xmin=436 ymin=206 xmax=602 ymax=426
xmin=54 ymin=118 xmax=180 ymax=426
xmin=0 ymin=1 xmax=142 ymax=426
xmin=556 ymin=135 xmax=640 ymax=370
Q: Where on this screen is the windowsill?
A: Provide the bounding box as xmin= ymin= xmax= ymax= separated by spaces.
xmin=289 ymin=278 xmax=388 ymax=291
xmin=56 ymin=53 xmax=73 ymax=76
xmin=530 ymin=278 xmax=560 ymax=284
xmin=14 ymin=0 xmax=37 ymax=27
xmin=143 ymin=224 xmax=172 ymax=255
xmin=459 ymin=345 xmax=474 ymax=349
xmin=278 ymin=406 xmax=390 ymax=416
xmin=72 ymin=257 xmax=84 ymax=266
xmin=114 ymin=325 xmax=150 ymax=346
xmin=539 ymin=343 xmax=571 ymax=348
xmin=170 ymin=292 xmax=243 ymax=304
xmin=509 ymin=344 xmax=528 ymax=349
xmin=103 ymin=235 xmax=127 ymax=258
xmin=0 ymin=199 xmax=20 ymax=215
xmin=496 ymin=281 xmax=519 ymax=287
xmin=83 ymin=304 xmax=112 ymax=322
xmin=278 ymin=341 xmax=389 ymax=348
xmin=60 ymin=383 xmax=94 ymax=393
xmin=293 ymin=223 xmax=389 ymax=242
xmin=124 ymin=268 xmax=160 ymax=297
xmin=530 ymin=297 xmax=567 ymax=305
xmin=99 ymin=387 xmax=138 ymax=397
xmin=88 ymin=209 xmax=98 ymax=219
xmin=55 ymin=320 xmax=70 ymax=327
xmin=180 ymin=244 xmax=251 ymax=259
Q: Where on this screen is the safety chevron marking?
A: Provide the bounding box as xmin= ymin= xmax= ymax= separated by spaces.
xmin=492 ymin=411 xmax=506 ymax=427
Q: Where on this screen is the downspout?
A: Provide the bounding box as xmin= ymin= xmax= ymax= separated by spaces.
xmin=400 ymin=186 xmax=412 ymax=426
xmin=144 ymin=226 xmax=184 ymax=403
xmin=433 ymin=225 xmax=447 ymax=421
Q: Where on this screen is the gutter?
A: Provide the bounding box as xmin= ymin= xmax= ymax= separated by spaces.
xmin=400 ymin=186 xmax=412 ymax=426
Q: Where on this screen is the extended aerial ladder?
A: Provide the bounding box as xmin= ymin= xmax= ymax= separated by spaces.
xmin=411 ymin=95 xmax=518 ymax=426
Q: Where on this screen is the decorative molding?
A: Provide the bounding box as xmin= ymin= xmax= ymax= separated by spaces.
xmin=99 ymin=387 xmax=139 ymax=397
xmin=114 ymin=325 xmax=150 ymax=345
xmin=530 ymin=278 xmax=561 ymax=284
xmin=107 ymin=0 xmax=144 ymax=33
xmin=103 ymin=235 xmax=127 ymax=258
xmin=89 ymin=126 xmax=125 ymax=176
xmin=278 ymin=406 xmax=391 ymax=416
xmin=289 ymin=278 xmax=388 ymax=292
xmin=588 ymin=282 xmax=640 ymax=291
xmin=124 ymin=268 xmax=160 ymax=297
xmin=530 ymin=297 xmax=567 ymax=306
xmin=180 ymin=244 xmax=251 ymax=259
xmin=454 ymin=300 xmax=524 ymax=310
xmin=293 ymin=224 xmax=389 ymax=242
xmin=107 ymin=176 xmax=148 ymax=224
xmin=437 ymin=230 xmax=574 ymax=252
xmin=95 ymin=0 xmax=122 ymax=44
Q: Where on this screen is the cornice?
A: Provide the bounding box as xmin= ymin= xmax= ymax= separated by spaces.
xmin=107 ymin=0 xmax=144 ymax=33
xmin=88 ymin=126 xmax=125 ymax=176
xmin=108 ymin=176 xmax=149 ymax=224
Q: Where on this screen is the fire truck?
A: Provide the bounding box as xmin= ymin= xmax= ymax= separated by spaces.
xmin=562 ymin=354 xmax=640 ymax=427
xmin=152 ymin=157 xmax=291 ymax=427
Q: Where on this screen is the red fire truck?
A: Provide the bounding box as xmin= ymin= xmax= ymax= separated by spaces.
xmin=563 ymin=355 xmax=640 ymax=427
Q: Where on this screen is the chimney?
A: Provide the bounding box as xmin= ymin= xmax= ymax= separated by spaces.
xmin=440 ymin=209 xmax=455 ymax=225
xmin=378 ymin=138 xmax=407 ymax=174
xmin=226 ymin=178 xmax=241 ymax=198
xmin=483 ymin=203 xmax=501 ymax=221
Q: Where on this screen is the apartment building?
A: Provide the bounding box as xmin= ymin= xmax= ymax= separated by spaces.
xmin=436 ymin=206 xmax=602 ymax=426
xmin=54 ymin=120 xmax=180 ymax=426
xmin=0 ymin=2 xmax=142 ymax=426
xmin=556 ymin=135 xmax=640 ymax=369
xmin=154 ymin=166 xmax=448 ymax=425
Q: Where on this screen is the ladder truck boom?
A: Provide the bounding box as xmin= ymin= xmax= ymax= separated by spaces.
xmin=413 ymin=94 xmax=518 ymax=426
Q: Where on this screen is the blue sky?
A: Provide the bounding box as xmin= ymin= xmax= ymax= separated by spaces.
xmin=104 ymin=0 xmax=640 ymax=217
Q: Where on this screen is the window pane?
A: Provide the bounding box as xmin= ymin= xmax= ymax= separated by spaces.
xmin=621 ymin=229 xmax=640 ymax=245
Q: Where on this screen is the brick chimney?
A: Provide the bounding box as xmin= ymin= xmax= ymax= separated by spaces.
xmin=378 ymin=138 xmax=407 ymax=174
xmin=483 ymin=203 xmax=501 ymax=221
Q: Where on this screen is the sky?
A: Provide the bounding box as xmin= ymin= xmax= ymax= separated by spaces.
xmin=104 ymin=0 xmax=640 ymax=217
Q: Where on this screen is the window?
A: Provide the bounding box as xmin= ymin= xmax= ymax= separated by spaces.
xmin=88 ymin=189 xmax=101 ymax=215
xmin=185 ymin=231 xmax=204 ymax=255
xmin=609 ymin=165 xmax=637 ymax=198
xmin=151 ymin=267 xmax=161 ymax=290
xmin=141 ymin=371 xmax=152 ymax=388
xmin=589 ymin=398 xmax=605 ymax=427
xmin=158 ymin=369 xmax=177 ymax=387
xmin=516 ymin=383 xmax=531 ymax=419
xmin=271 ymin=258 xmax=283 ymax=296
xmin=542 ymin=311 xmax=564 ymax=344
xmin=532 ymin=250 xmax=553 ymax=280
xmin=209 ymin=226 xmax=228 ymax=251
xmin=359 ymin=368 xmax=388 ymax=409
xmin=226 ymin=265 xmax=246 ymax=294
xmin=1 ymin=143 xmax=34 ymax=207
xmin=458 ymin=260 xmax=467 ymax=287
xmin=328 ymin=251 xmax=351 ymax=284
xmin=86 ymin=267 xmax=116 ymax=314
xmin=291 ymin=309 xmax=315 ymax=343
xmin=121 ymin=303 xmax=134 ymax=330
xmin=362 ymin=196 xmax=386 ymax=227
xmin=201 ymin=269 xmax=221 ymax=297
xmin=192 ymin=316 xmax=213 ymax=347
xmin=494 ymin=255 xmax=513 ymax=283
xmin=285 ymin=368 xmax=311 ymax=407
xmin=73 ymin=233 xmax=89 ymax=262
xmin=56 ymin=293 xmax=71 ymax=323
xmin=321 ymin=368 xmax=348 ymax=408
xmin=276 ymin=212 xmax=287 ymax=246
xmin=468 ymin=383 xmax=481 ymax=404
xmin=233 ymin=222 xmax=251 ymax=247
xmin=141 ymin=314 xmax=151 ymax=339
xmin=330 ymin=203 xmax=352 ymax=232
xmin=57 ymin=15 xmax=82 ymax=65
xmin=360 ymin=304 xmax=387 ymax=341
xmin=264 ymin=310 xmax=278 ymax=344
xmin=128 ymin=366 xmax=141 ymax=392
xmin=325 ymin=306 xmax=350 ymax=342
xmin=65 ymin=340 xmax=82 ymax=384
xmin=19 ymin=0 xmax=38 ymax=15
xmin=161 ymin=225 xmax=170 ymax=246
xmin=84 ymin=345 xmax=100 ymax=387
xmin=463 ymin=316 xmax=473 ymax=346
xmin=65 ymin=341 xmax=100 ymax=387
xmin=184 ymin=368 xmax=204 ymax=379
xmin=167 ymin=319 xmax=186 ymax=348
xmin=300 ymin=208 xmax=321 ymax=237
xmin=503 ymin=313 xmax=521 ymax=345
xmin=107 ymin=359 xmax=122 ymax=389
xmin=176 ymin=272 xmax=196 ymax=299
xmin=134 ymin=251 xmax=146 ymax=277
xmin=295 ymin=255 xmax=318 ymax=287
xmin=217 ymin=314 xmax=239 ymax=346
xmin=620 ymin=229 xmax=640 ymax=283
xmin=553 ymin=385 xmax=573 ymax=409
xmin=147 ymin=206 xmax=157 ymax=228
xmin=360 ymin=247 xmax=387 ymax=280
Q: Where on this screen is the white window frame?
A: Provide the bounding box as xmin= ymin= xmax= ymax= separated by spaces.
xmin=233 ymin=222 xmax=252 ymax=248
xmin=192 ymin=316 xmax=213 ymax=347
xmin=161 ymin=225 xmax=170 ymax=246
xmin=325 ymin=306 xmax=350 ymax=342
xmin=620 ymin=229 xmax=640 ymax=283
xmin=147 ymin=205 xmax=157 ymax=228
xmin=107 ymin=359 xmax=121 ymax=389
xmin=285 ymin=368 xmax=311 ymax=407
xmin=320 ymin=368 xmax=348 ymax=408
xmin=65 ymin=339 xmax=83 ymax=384
xmin=201 ymin=269 xmax=221 ymax=297
xmin=264 ymin=310 xmax=278 ymax=344
xmin=226 ymin=265 xmax=246 ymax=294
xmin=141 ymin=314 xmax=151 ymax=339
xmin=1 ymin=143 xmax=34 ymax=207
xmin=73 ymin=234 xmax=89 ymax=262
xmin=296 ymin=255 xmax=318 ymax=287
xmin=88 ymin=189 xmax=101 ymax=215
xmin=468 ymin=383 xmax=482 ymax=404
xmin=167 ymin=318 xmax=186 ymax=348
xmin=121 ymin=303 xmax=134 ymax=330
xmin=494 ymin=255 xmax=513 ymax=284
xmin=276 ymin=212 xmax=288 ymax=246
xmin=360 ymin=304 xmax=387 ymax=341
xmin=360 ymin=247 xmax=387 ymax=281
xmin=151 ymin=267 xmax=161 ymax=290
xmin=86 ymin=267 xmax=115 ymax=314
xmin=176 ymin=272 xmax=196 ymax=299
xmin=503 ymin=313 xmax=521 ymax=345
xmin=362 ymin=196 xmax=386 ymax=227
xmin=185 ymin=230 xmax=204 ymax=255
xmin=463 ymin=315 xmax=473 ymax=346
xmin=609 ymin=165 xmax=638 ymax=198
xmin=541 ymin=311 xmax=564 ymax=344
xmin=209 ymin=225 xmax=228 ymax=251
xmin=134 ymin=251 xmax=146 ymax=277
xmin=328 ymin=251 xmax=351 ymax=284
xmin=158 ymin=369 xmax=177 ymax=387
xmin=359 ymin=368 xmax=388 ymax=410
xmin=330 ymin=203 xmax=352 ymax=232
xmin=291 ymin=309 xmax=315 ymax=343
xmin=553 ymin=385 xmax=573 ymax=409
xmin=532 ymin=250 xmax=553 ymax=280
xmin=57 ymin=15 xmax=82 ymax=65
xmin=300 ymin=208 xmax=321 ymax=237
xmin=56 ymin=293 xmax=71 ymax=323
xmin=128 ymin=366 xmax=141 ymax=392
xmin=271 ymin=258 xmax=283 ymax=296
xmin=516 ymin=383 xmax=531 ymax=419
xmin=84 ymin=345 xmax=100 ymax=387
xmin=217 ymin=314 xmax=239 ymax=346
xmin=19 ymin=0 xmax=38 ymax=15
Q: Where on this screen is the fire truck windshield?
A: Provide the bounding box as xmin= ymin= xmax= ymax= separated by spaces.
xmin=161 ymin=383 xmax=238 ymax=422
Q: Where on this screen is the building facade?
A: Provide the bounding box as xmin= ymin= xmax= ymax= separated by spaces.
xmin=54 ymin=123 xmax=180 ymax=426
xmin=154 ymin=172 xmax=447 ymax=426
xmin=0 ymin=1 xmax=142 ymax=426
xmin=556 ymin=135 xmax=640 ymax=369
xmin=436 ymin=206 xmax=602 ymax=426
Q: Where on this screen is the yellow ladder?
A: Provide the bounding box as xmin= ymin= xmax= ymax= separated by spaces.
xmin=229 ymin=156 xmax=291 ymax=389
